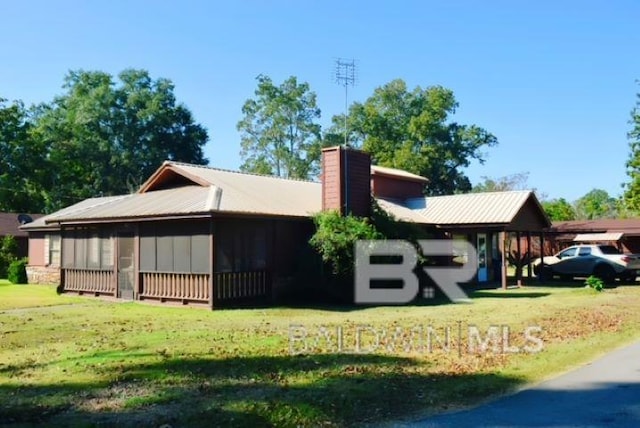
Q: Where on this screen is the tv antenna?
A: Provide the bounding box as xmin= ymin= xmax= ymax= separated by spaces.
xmin=334 ymin=58 xmax=357 ymax=146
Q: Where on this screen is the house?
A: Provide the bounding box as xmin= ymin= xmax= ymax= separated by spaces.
xmin=546 ymin=219 xmax=640 ymax=254
xmin=0 ymin=212 xmax=42 ymax=259
xmin=22 ymin=146 xmax=550 ymax=306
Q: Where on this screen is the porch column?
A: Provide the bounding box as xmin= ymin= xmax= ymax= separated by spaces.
xmin=526 ymin=232 xmax=532 ymax=280
xmin=209 ymin=217 xmax=215 ymax=310
xmin=499 ymin=231 xmax=507 ymax=290
xmin=516 ymin=231 xmax=522 ymax=286
xmin=539 ymin=232 xmax=545 ymax=283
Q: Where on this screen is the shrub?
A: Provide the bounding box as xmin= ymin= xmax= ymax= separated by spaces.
xmin=8 ymin=258 xmax=28 ymax=284
xmin=309 ymin=210 xmax=382 ymax=276
xmin=585 ymin=275 xmax=604 ymax=292
xmin=0 ymin=235 xmax=19 ymax=278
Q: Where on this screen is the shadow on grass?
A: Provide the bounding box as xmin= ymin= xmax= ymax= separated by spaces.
xmin=0 ymin=353 xmax=524 ymax=427
xmin=471 ymin=291 xmax=551 ymax=299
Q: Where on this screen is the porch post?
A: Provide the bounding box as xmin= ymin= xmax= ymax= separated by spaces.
xmin=499 ymin=231 xmax=507 ymax=290
xmin=134 ymin=224 xmax=140 ymax=300
xmin=516 ymin=231 xmax=522 ymax=286
xmin=209 ymin=216 xmax=215 ymax=310
xmin=526 ymin=231 xmax=532 ymax=280
xmin=539 ymin=232 xmax=545 ymax=283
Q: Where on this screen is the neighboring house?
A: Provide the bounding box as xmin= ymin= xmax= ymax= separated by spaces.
xmin=22 ymin=146 xmax=549 ymax=307
xmin=547 ymin=219 xmax=640 ymax=254
xmin=0 ymin=212 xmax=43 ymax=259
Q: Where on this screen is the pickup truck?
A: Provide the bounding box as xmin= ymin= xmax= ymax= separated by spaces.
xmin=533 ymin=244 xmax=640 ymax=283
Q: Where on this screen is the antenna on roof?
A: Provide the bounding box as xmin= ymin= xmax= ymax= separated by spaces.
xmin=17 ymin=214 xmax=33 ymax=225
xmin=334 ymin=58 xmax=357 ymax=147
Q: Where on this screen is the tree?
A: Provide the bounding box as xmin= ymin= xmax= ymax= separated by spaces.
xmin=542 ymin=198 xmax=576 ymax=221
xmin=0 ymin=99 xmax=48 ymax=212
xmin=326 ymin=79 xmax=497 ymax=195
xmin=472 ymin=172 xmax=530 ymax=193
xmin=574 ymin=189 xmax=618 ymax=220
xmin=32 ymin=69 xmax=208 ymax=211
xmin=238 ymin=75 xmax=322 ymax=179
xmin=624 ymin=85 xmax=640 ymax=213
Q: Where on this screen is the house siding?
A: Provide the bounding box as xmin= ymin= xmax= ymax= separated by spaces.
xmin=371 ymin=175 xmax=424 ymax=200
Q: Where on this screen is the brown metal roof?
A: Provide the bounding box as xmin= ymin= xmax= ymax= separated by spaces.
xmin=551 ymin=219 xmax=640 ymax=235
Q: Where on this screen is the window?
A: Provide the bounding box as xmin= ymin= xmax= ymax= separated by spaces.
xmin=578 ymin=247 xmax=592 ymax=257
xmin=599 ymin=245 xmax=621 ymax=255
xmin=47 ymin=234 xmax=61 ymax=267
xmin=558 ymin=248 xmax=577 ymax=259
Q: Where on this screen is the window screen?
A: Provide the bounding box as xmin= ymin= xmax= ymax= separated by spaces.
xmin=156 ymin=235 xmax=174 ymax=272
xmin=173 ymin=236 xmax=191 ymax=272
xmin=140 ymin=235 xmax=156 ymax=271
xmin=87 ymin=234 xmax=100 ymax=268
xmin=62 ymin=236 xmax=75 ymax=268
xmin=191 ymin=234 xmax=210 ymax=273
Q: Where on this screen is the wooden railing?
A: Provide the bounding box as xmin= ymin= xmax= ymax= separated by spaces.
xmin=140 ymin=272 xmax=210 ymax=302
xmin=214 ymin=271 xmax=270 ymax=301
xmin=63 ymin=269 xmax=115 ymax=295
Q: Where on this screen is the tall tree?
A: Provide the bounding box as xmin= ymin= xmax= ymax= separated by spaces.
xmin=32 ymin=69 xmax=208 ymax=211
xmin=326 ymin=79 xmax=497 ymax=195
xmin=574 ymin=189 xmax=618 ymax=220
xmin=238 ymin=75 xmax=322 ymax=179
xmin=471 ymin=172 xmax=530 ymax=193
xmin=541 ymin=198 xmax=576 ymax=221
xmin=624 ymin=84 xmax=640 ymax=213
xmin=0 ymin=99 xmax=47 ymax=212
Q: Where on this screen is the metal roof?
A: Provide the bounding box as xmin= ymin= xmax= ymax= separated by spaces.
xmin=551 ymin=219 xmax=640 ymax=235
xmin=404 ymin=190 xmax=536 ymax=225
xmin=375 ymin=198 xmax=432 ymax=224
xmin=167 ymin=163 xmax=322 ymax=217
xmin=21 ymin=196 xmax=128 ymax=229
xmin=28 ymin=162 xmax=323 ymax=225
xmin=574 ymin=232 xmax=624 ymax=242
xmin=21 ymin=161 xmax=545 ymax=227
xmin=370 ymin=165 xmax=429 ymax=183
xmin=44 ymin=186 xmax=213 ymax=222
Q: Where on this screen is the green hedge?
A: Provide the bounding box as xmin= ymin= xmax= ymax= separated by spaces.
xmin=8 ymin=258 xmax=28 ymax=284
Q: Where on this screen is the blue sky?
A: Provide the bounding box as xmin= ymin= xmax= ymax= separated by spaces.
xmin=2 ymin=0 xmax=639 ymax=202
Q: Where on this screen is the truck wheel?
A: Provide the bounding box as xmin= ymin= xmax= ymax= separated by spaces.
xmin=594 ymin=265 xmax=615 ymax=284
xmin=539 ymin=266 xmax=553 ymax=281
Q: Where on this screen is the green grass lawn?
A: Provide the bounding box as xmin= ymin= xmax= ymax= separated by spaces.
xmin=1 ymin=281 xmax=640 ymax=427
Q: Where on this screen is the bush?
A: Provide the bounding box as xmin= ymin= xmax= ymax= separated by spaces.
xmin=0 ymin=235 xmax=19 ymax=278
xmin=8 ymin=258 xmax=28 ymax=284
xmin=309 ymin=210 xmax=382 ymax=276
xmin=585 ymin=275 xmax=604 ymax=292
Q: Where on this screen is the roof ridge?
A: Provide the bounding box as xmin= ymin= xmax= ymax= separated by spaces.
xmin=167 ymin=161 xmax=320 ymax=184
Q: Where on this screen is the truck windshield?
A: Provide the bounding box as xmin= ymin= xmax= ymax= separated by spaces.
xmin=598 ymin=245 xmax=621 ymax=254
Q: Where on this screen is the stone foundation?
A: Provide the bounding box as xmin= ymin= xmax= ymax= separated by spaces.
xmin=26 ymin=266 xmax=61 ymax=285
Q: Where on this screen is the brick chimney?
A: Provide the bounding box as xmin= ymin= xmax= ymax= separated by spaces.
xmin=321 ymin=146 xmax=371 ymax=217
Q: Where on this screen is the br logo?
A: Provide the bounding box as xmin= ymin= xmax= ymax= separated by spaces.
xmin=354 ymin=240 xmax=478 ymax=304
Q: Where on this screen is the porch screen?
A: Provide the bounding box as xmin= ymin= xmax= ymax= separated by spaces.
xmin=215 ymin=221 xmax=267 ymax=272
xmin=140 ymin=222 xmax=210 ymax=274
xmin=62 ymin=229 xmax=113 ymax=270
